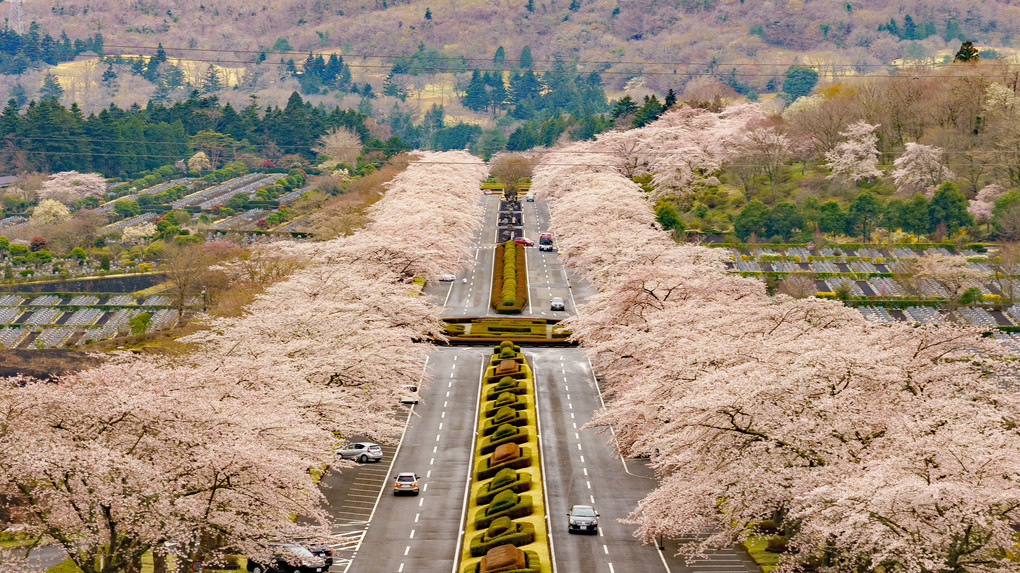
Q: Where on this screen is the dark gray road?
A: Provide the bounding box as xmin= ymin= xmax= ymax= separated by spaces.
xmin=342 ymin=192 xmax=758 ymax=573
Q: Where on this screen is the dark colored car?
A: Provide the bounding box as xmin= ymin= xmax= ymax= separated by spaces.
xmin=246 ymin=544 xmax=326 ymax=573
xmin=297 ymin=542 xmax=333 ymax=568
xmin=567 ymin=504 xmax=599 ymax=534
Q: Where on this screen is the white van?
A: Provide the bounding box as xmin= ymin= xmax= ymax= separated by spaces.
xmin=399 ymin=384 xmax=420 ymax=404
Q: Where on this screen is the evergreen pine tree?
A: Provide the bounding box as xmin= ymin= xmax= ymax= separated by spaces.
xmin=519 ymin=46 xmax=533 ymax=70
xmin=462 ymin=70 xmax=489 ymax=112
xmin=40 ymin=73 xmax=64 ymax=100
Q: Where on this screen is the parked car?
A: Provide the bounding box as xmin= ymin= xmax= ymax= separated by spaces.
xmin=246 ymin=543 xmax=326 ymax=573
xmin=550 ymin=297 xmax=565 ymax=311
xmin=296 ymin=542 xmax=333 ymax=569
xmin=513 ymin=236 xmax=534 ymax=246
xmin=399 ymin=384 xmax=420 ymax=404
xmin=567 ymin=505 xmax=599 ymax=534
xmin=393 ymin=472 xmax=421 ymax=495
xmin=336 ymin=442 xmax=383 ymax=463
xmin=438 ymin=273 xmax=456 ymax=282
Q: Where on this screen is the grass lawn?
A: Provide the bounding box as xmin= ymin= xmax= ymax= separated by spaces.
xmin=743 ymin=536 xmax=780 ymax=572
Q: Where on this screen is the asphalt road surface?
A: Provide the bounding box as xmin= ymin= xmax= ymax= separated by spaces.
xmin=338 ymin=192 xmax=757 ymax=573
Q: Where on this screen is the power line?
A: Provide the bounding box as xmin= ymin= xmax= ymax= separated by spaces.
xmin=4 ymin=135 xmax=1020 ymax=159
xmin=9 ymin=148 xmax=1020 ymax=169
xmin=0 ymin=38 xmax=1016 ymax=79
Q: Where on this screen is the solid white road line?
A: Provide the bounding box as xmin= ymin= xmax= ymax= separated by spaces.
xmin=451 ymin=356 xmax=485 ymax=573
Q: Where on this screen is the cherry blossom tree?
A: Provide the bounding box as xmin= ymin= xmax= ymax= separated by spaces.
xmin=891 ymin=143 xmax=954 ymax=196
xmin=824 ymin=121 xmax=882 ymax=182
xmin=0 ymin=360 xmax=335 ymax=573
xmin=912 ymin=252 xmax=990 ymax=305
xmin=121 ymin=222 xmax=157 ymax=242
xmin=0 ymin=151 xmax=488 ymax=571
xmin=531 ymin=114 xmax=1019 ymax=573
xmin=187 ymin=151 xmax=211 ymax=172
xmin=968 ymin=184 xmax=1006 ymax=226
xmin=29 ymin=198 xmax=72 ymax=226
xmin=311 ymin=126 xmax=362 ymax=166
xmin=36 ymin=171 xmax=107 ymax=205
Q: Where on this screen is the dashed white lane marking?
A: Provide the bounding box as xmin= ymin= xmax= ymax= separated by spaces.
xmin=577 ymin=443 xmax=582 ymax=451
xmin=450 ymin=372 xmax=455 ymax=378
xmin=446 ymin=391 xmax=450 ymax=397
xmin=444 ymin=401 xmax=448 ymax=407
xmin=399 ymin=563 xmax=405 ymax=572
xmin=570 ymin=413 xmax=575 ymax=419
xmin=433 ymin=446 xmax=438 ymax=453
xmin=426 ymin=470 xmax=431 ymax=478
xmin=603 ymin=544 xmax=609 ymax=555
xmin=415 ymin=513 xmax=420 ymax=522
xmin=418 ymin=498 xmax=424 ymax=507
xmin=572 ymin=423 xmax=577 ymax=429
xmin=404 ymin=546 xmax=410 ymax=556
xmin=439 ymin=423 xmax=444 ymax=430
xmin=409 ymin=530 xmax=415 ymax=539
xmin=435 ymin=435 xmax=441 ymax=442
xmin=575 ymin=433 xmax=580 ymax=439
xmin=442 ymin=411 xmax=446 ymax=418
xmin=590 ymin=495 xmax=595 ymax=504
xmin=423 ymin=484 xmax=428 ymax=492
xmin=586 ymin=480 xmax=591 ymax=489
xmin=580 ymin=455 xmax=585 ymax=463
xmin=609 ymin=564 xmax=615 ymax=573
xmin=430 ymin=457 xmax=435 ymax=465
xmin=583 ymin=467 xmax=588 ymax=476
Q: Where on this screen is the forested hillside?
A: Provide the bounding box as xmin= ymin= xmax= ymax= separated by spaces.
xmin=8 ymin=0 xmax=1020 ymax=110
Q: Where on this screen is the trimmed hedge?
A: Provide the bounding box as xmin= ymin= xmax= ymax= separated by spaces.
xmin=462 ymin=550 xmax=541 ymax=573
xmin=474 ymin=492 xmax=534 ymax=529
xmin=481 ymin=411 xmax=528 ymax=436
xmin=485 ymin=379 xmax=528 ymax=400
xmin=476 ymin=469 xmax=532 ymax=505
xmin=469 ymin=519 xmax=537 ymax=557
xmin=476 ymin=447 xmax=533 ymax=481
xmin=482 ymin=393 xmax=528 ymax=418
xmin=491 ymin=241 xmax=528 ymax=314
xmin=460 ymin=339 xmax=549 ymax=573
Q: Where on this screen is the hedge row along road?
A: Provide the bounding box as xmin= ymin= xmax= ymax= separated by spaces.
xmin=490 ymin=239 xmax=529 ymax=313
xmin=459 ymin=341 xmax=552 ymax=572
xmin=334 ymin=192 xmax=756 ymax=573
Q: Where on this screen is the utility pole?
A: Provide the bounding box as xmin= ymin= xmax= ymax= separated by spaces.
xmin=8 ymin=0 xmax=23 ymax=34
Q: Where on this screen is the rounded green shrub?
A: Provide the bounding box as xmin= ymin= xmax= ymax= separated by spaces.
xmin=487 ymin=516 xmax=513 ymax=538
xmin=488 ymin=490 xmax=519 ymax=514
xmin=490 ymin=468 xmax=518 ymax=490
xmin=492 ymin=424 xmax=519 ymax=441
xmin=493 ymin=406 xmax=516 ymax=425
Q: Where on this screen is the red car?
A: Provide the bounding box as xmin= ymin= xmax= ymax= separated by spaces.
xmin=513 ymin=237 xmax=534 ymax=246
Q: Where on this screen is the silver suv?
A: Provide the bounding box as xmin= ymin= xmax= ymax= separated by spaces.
xmin=550 ymin=297 xmax=565 ymax=311
xmin=393 ymin=472 xmax=420 ymax=495
xmin=336 ymin=442 xmax=383 ymax=463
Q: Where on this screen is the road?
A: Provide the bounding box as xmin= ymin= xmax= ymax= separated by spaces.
xmin=336 ymin=192 xmax=757 ymax=573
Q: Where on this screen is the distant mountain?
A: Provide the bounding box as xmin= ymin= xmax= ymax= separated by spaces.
xmin=13 ymin=0 xmax=1020 ymax=106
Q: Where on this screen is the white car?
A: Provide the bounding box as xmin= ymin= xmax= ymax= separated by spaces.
xmin=399 ymin=384 xmax=420 ymax=404
xmin=393 ymin=472 xmax=421 ymax=495
xmin=336 ymin=442 xmax=383 ymax=463
xmin=438 ymin=273 xmax=456 ymax=282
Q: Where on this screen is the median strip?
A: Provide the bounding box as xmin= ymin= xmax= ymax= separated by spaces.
xmin=458 ymin=340 xmax=552 ymax=573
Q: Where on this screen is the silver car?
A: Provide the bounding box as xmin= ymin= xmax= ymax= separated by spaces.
xmin=393 ymin=472 xmax=420 ymax=495
xmin=336 ymin=442 xmax=383 ymax=463
xmin=550 ymin=297 xmax=565 ymax=311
